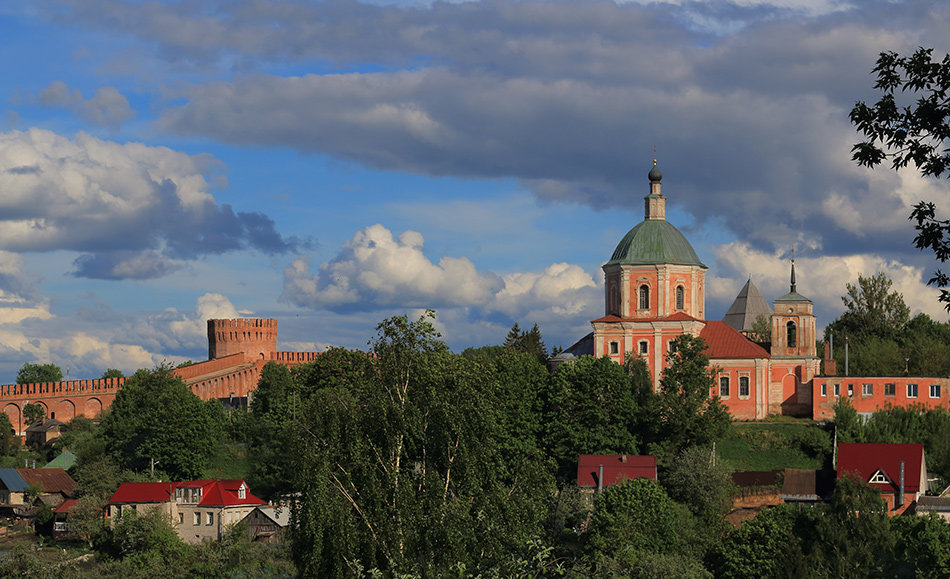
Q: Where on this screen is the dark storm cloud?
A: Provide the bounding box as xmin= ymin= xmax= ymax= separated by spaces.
xmin=47 ymin=0 xmax=950 ymax=261
xmin=0 ymin=129 xmax=299 ymax=279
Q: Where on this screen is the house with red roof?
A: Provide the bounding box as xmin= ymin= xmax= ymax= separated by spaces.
xmin=107 ymin=478 xmax=267 ymax=543
xmin=577 ymin=455 xmax=657 ymax=492
xmin=552 ymin=161 xmax=820 ymax=419
xmin=837 ymin=443 xmax=927 ymax=515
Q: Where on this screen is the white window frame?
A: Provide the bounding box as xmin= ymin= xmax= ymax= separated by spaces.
xmin=738 ymin=376 xmax=750 ymax=399
xmin=907 ymin=383 xmax=918 ymax=398
xmin=931 ymin=384 xmax=942 ymax=399
xmin=820 ymin=383 xmax=827 ymax=397
xmin=862 ymin=383 xmax=873 ymax=397
xmin=719 ymin=376 xmax=730 ymax=398
xmin=834 ymin=383 xmax=840 ymax=397
xmin=207 ymin=512 xmax=214 ymax=526
xmin=884 ymin=383 xmax=896 ymax=397
xmin=638 ymin=341 xmax=648 ymax=355
xmin=194 ymin=512 xmax=201 ymax=526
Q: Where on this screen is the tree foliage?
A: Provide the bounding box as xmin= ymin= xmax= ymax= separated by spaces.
xmin=504 ymin=322 xmax=549 ymax=365
xmin=23 ymin=403 xmax=44 ymax=426
xmin=102 ymin=368 xmax=125 ymax=379
xmin=851 ymin=48 xmax=950 ymax=308
xmin=17 ymin=362 xmax=62 ymax=384
xmin=653 ymin=334 xmax=730 ymax=457
xmin=98 ymin=367 xmax=225 ymax=480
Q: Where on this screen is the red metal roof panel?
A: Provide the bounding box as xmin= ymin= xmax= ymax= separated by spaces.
xmin=837 ymin=443 xmax=924 ymax=493
xmin=577 ymin=455 xmax=657 ymax=488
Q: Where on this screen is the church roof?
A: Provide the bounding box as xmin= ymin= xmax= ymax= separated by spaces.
xmin=723 ymin=279 xmax=772 ymax=333
xmin=606 ymin=219 xmax=707 ymax=268
xmin=700 ymin=321 xmax=770 ymax=359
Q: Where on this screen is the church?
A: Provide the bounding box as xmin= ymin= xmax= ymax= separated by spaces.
xmin=557 ymin=160 xmax=820 ymax=420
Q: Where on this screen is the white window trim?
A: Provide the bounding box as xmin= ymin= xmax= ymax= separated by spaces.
xmin=907 ymin=383 xmax=918 ymax=398
xmin=834 ymin=383 xmax=840 ymax=397
xmin=931 ymin=384 xmax=942 ymax=399
xmin=868 ymin=469 xmax=891 ymax=484
xmin=820 ymin=383 xmax=827 ymax=397
xmin=738 ymin=375 xmax=751 ymax=399
xmin=862 ymin=383 xmax=873 ymax=398
xmin=719 ymin=376 xmax=730 ymax=399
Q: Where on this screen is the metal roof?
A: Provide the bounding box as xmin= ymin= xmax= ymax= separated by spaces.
xmin=0 ymin=468 xmax=27 ymax=492
xmin=606 ymin=219 xmax=707 ymax=268
xmin=723 ymin=279 xmax=772 ymax=333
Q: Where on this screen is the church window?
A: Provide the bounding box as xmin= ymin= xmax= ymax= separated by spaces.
xmin=739 ymin=376 xmax=750 ymax=398
xmin=719 ymin=376 xmax=730 ymax=397
xmin=638 ymin=341 xmax=648 ymax=355
xmin=675 ymin=286 xmax=685 ymax=310
xmin=609 ymin=342 xmax=619 ymax=355
xmin=786 ymin=321 xmax=797 ymax=348
xmin=639 ymin=285 xmax=650 ymax=310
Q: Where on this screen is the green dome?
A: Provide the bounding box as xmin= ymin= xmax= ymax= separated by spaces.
xmin=607 ymin=219 xmax=707 ymax=267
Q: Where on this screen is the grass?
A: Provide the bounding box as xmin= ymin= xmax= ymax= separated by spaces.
xmin=203 ymin=441 xmax=252 ymax=480
xmin=717 ymin=420 xmax=831 ymax=472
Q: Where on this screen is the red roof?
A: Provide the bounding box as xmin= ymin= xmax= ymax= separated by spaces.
xmin=837 ymin=443 xmax=925 ymax=493
xmin=53 ymin=498 xmax=80 ymax=514
xmin=700 ymin=321 xmax=769 ymax=359
xmin=110 ymin=482 xmax=176 ymax=504
xmin=577 ymin=455 xmax=657 ymax=488
xmin=109 ymin=479 xmax=266 ymax=507
xmin=591 ymin=312 xmax=701 ymax=324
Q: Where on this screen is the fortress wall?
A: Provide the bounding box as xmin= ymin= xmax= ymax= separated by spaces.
xmin=173 ymin=353 xmax=247 ymax=381
xmin=208 ymin=318 xmax=277 ymax=361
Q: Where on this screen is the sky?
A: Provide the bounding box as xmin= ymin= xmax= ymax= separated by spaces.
xmin=0 ymin=0 xmax=948 ymax=383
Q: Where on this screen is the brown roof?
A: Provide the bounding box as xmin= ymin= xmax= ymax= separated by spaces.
xmin=17 ymin=468 xmax=77 ymax=496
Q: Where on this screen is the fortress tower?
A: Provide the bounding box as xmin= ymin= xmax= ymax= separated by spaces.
xmin=207 ymin=318 xmax=278 ymax=362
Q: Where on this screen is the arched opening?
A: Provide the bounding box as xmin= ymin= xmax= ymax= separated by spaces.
xmin=675 ymin=286 xmax=685 ymax=310
xmin=639 ymin=285 xmax=650 ymax=310
xmin=786 ymin=321 xmax=797 ymax=348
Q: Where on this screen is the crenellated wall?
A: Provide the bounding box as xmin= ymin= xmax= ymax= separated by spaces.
xmin=0 ymin=318 xmax=322 ymax=434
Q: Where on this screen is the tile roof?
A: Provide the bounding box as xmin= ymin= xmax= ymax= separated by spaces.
xmin=700 ymin=321 xmax=770 ymax=359
xmin=837 ymin=443 xmax=925 ymax=493
xmin=17 ymin=468 xmax=76 ymax=496
xmin=577 ymin=455 xmax=657 ymax=488
xmin=109 ymin=479 xmax=266 ymax=507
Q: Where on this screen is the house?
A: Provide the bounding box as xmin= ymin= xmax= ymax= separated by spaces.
xmin=52 ymin=498 xmax=79 ymax=540
xmin=577 ymin=454 xmax=657 ymax=492
xmin=241 ymin=505 xmax=290 ymax=542
xmin=836 ymin=443 xmax=927 ymax=515
xmin=107 ymin=478 xmax=267 ymax=543
xmin=0 ymin=467 xmax=76 ymax=516
xmin=24 ymin=418 xmax=64 ymax=448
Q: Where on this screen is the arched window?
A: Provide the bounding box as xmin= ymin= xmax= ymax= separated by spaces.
xmin=639 ymin=285 xmax=650 ymax=310
xmin=786 ymin=321 xmax=797 ymax=348
xmin=675 ymin=286 xmax=685 ymax=310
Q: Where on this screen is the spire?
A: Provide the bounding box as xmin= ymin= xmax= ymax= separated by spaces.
xmin=790 ymin=259 xmax=797 ymax=294
xmin=645 ymin=156 xmax=665 ymax=220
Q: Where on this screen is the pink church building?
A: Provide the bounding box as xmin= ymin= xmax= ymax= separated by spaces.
xmin=557 ymin=161 xmax=820 ymax=420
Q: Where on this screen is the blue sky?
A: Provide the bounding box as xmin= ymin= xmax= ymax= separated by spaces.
xmin=0 ymin=0 xmax=948 ymax=383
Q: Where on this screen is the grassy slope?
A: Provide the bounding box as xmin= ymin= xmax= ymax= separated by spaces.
xmin=717 ymin=420 xmax=831 ymax=472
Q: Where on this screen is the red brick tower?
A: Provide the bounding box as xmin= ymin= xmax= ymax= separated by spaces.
xmin=207 ymin=318 xmax=278 ymax=361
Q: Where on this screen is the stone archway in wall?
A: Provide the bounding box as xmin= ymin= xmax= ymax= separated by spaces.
xmin=84 ymin=398 xmax=102 ymax=419
xmin=58 ymin=399 xmax=76 ymax=422
xmin=781 ymin=373 xmax=809 ymax=416
xmin=34 ymin=401 xmax=49 ymax=422
xmin=3 ymin=403 xmax=20 ymax=434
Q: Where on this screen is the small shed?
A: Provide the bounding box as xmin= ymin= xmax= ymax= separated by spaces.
xmin=241 ymin=505 xmax=290 ymax=542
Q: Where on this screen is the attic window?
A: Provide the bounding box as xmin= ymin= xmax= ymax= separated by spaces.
xmin=869 ymin=470 xmax=890 ymax=484
xmin=238 ymin=485 xmax=246 ymax=500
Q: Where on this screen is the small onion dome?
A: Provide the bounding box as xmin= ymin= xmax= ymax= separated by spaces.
xmin=648 ymin=160 xmax=662 ymax=183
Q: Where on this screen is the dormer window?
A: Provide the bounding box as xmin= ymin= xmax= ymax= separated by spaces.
xmin=238 ymin=484 xmax=246 ymax=500
xmin=869 ymin=470 xmax=891 ymax=484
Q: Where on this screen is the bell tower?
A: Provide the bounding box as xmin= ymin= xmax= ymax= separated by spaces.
xmin=771 ymin=261 xmax=816 ymax=358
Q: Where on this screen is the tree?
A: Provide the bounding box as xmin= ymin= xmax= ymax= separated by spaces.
xmin=662 ymin=446 xmax=735 ymax=526
xmin=23 ymin=403 xmax=44 ymax=426
xmin=0 ymin=413 xmax=19 ymax=456
xmin=841 ymin=272 xmax=910 ymax=336
xmin=504 ymin=322 xmax=549 ymax=365
xmin=542 ymin=355 xmax=640 ymax=479
xmin=850 ymin=48 xmax=950 ymax=308
xmin=98 ymin=367 xmax=225 ymax=480
xmin=16 ymin=362 xmax=62 ymax=384
xmin=102 ymin=368 xmax=124 ymax=379
xmin=653 ymin=334 xmax=730 ymax=458
xmin=750 ymin=313 xmax=771 ymax=344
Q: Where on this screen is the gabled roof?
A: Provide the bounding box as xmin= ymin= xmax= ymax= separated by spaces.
xmin=44 ymin=449 xmax=77 ymax=470
xmin=837 ymin=443 xmax=925 ymax=493
xmin=110 ymin=479 xmax=266 ymax=507
xmin=700 ymin=321 xmax=770 ymax=359
xmin=17 ymin=468 xmax=76 ymax=496
xmin=110 ymin=482 xmax=176 ymax=504
xmin=53 ymin=497 xmax=79 ymax=514
xmin=722 ymin=279 xmax=772 ymax=333
xmin=25 ymin=418 xmax=64 ymax=433
xmin=577 ymin=455 xmax=657 ymax=488
xmin=0 ymin=468 xmax=27 ymax=492
xmin=246 ymin=505 xmax=291 ymax=527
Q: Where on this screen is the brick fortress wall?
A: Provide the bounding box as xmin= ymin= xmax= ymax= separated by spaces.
xmin=0 ymin=318 xmax=320 ymax=434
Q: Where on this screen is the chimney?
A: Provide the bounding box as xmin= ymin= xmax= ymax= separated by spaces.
xmin=597 ymin=465 xmax=604 ymax=493
xmin=898 ymin=461 xmax=905 ymax=509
